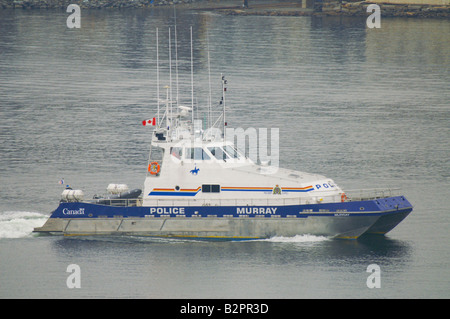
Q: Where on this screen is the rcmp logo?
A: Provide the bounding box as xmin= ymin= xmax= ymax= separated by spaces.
xmin=272 ymin=185 xmax=282 ymax=195
xmin=190 ymin=165 xmax=200 ymax=175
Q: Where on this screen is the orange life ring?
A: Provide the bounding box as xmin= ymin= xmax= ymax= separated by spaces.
xmin=341 ymin=193 xmax=347 ymax=202
xmin=148 ymin=162 xmax=160 ymax=175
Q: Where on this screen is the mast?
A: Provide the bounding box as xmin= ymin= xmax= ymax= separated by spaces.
xmin=174 ymin=6 xmax=179 ymax=107
xmin=168 ymin=27 xmax=173 ymax=136
xmin=156 ymin=28 xmax=160 ymax=127
xmin=207 ymin=31 xmax=212 ymax=131
xmin=222 ymin=74 xmax=227 ymax=140
xmin=190 ymin=26 xmax=195 ymax=128
xmin=165 ymin=85 xmax=170 ymax=138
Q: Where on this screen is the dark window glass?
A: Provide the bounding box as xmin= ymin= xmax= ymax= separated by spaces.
xmin=186 ymin=148 xmax=210 ymax=160
xmin=208 ymin=147 xmax=229 ymax=161
xmin=170 ymin=147 xmax=182 ymax=159
xmin=202 ymin=184 xmax=220 ymax=193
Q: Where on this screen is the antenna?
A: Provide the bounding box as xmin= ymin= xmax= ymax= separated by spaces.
xmin=165 ymin=85 xmax=170 ymax=133
xmin=174 ymin=6 xmax=179 ymax=106
xmin=156 ymin=27 xmax=160 ymax=127
xmin=190 ymin=26 xmax=195 ymax=127
xmin=168 ymin=27 xmax=173 ymax=135
xmin=207 ymin=31 xmax=212 ymax=131
xmin=222 ymin=74 xmax=227 ymax=140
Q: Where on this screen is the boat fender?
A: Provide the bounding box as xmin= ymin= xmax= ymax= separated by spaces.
xmin=148 ymin=162 xmax=160 ymax=175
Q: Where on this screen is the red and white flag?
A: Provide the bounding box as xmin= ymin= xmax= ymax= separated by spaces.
xmin=142 ymin=118 xmax=156 ymax=126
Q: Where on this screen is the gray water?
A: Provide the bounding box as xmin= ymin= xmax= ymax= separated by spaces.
xmin=0 ymin=8 xmax=449 ymax=299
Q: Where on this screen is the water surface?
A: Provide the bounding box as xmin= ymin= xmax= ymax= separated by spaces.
xmin=0 ymin=9 xmax=449 ymax=298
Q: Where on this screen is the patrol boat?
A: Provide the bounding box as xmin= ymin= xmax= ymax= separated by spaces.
xmin=34 ymin=31 xmax=412 ymax=240
xmin=33 ymin=76 xmax=412 ymax=239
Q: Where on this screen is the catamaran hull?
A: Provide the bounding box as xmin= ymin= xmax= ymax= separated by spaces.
xmin=33 ymin=196 xmax=412 ymax=240
xmin=361 ymin=209 xmax=411 ymax=235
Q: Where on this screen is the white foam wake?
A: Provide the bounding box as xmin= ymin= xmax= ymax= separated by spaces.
xmin=265 ymin=234 xmax=330 ymax=243
xmin=0 ymin=211 xmax=48 ymax=239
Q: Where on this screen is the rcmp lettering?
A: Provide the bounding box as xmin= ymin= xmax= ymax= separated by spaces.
xmin=237 ymin=207 xmax=277 ymax=215
xmin=315 ymin=182 xmax=335 ymax=190
xmin=149 ymin=207 xmax=185 ymax=215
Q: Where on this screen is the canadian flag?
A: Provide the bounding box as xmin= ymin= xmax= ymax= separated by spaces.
xmin=142 ymin=118 xmax=156 ymax=126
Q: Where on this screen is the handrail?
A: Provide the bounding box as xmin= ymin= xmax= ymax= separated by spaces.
xmin=344 ymin=188 xmax=401 ymax=201
xmin=64 ymin=188 xmax=401 ymax=207
xmin=140 ymin=188 xmax=402 ymax=207
xmin=62 ymin=197 xmax=142 ymax=207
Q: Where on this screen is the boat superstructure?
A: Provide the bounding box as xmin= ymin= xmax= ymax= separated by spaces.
xmin=33 ymin=28 xmax=412 ymax=240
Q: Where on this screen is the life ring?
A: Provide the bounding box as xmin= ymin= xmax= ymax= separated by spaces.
xmin=341 ymin=193 xmax=347 ymax=202
xmin=148 ymin=162 xmax=160 ymax=175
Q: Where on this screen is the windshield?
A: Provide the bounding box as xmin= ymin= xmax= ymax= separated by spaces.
xmin=208 ymin=147 xmax=230 ymax=161
xmin=186 ymin=147 xmax=211 ymax=161
xmin=223 ymin=145 xmax=241 ymax=159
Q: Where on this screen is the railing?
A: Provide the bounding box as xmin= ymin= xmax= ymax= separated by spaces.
xmin=141 ymin=188 xmax=402 ymax=207
xmin=62 ymin=188 xmax=401 ymax=207
xmin=344 ymin=188 xmax=401 ymax=201
xmin=62 ymin=198 xmax=142 ymax=207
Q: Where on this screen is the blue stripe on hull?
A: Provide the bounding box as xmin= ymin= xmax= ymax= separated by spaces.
xmin=50 ymin=196 xmax=412 ymax=220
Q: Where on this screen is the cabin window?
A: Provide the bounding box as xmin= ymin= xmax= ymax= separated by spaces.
xmin=186 ymin=147 xmax=210 ymax=161
xmin=208 ymin=147 xmax=229 ymax=161
xmin=223 ymin=145 xmax=240 ymax=159
xmin=148 ymin=146 xmax=164 ymax=176
xmin=170 ymin=147 xmax=182 ymax=160
xmin=202 ymin=184 xmax=220 ymax=193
